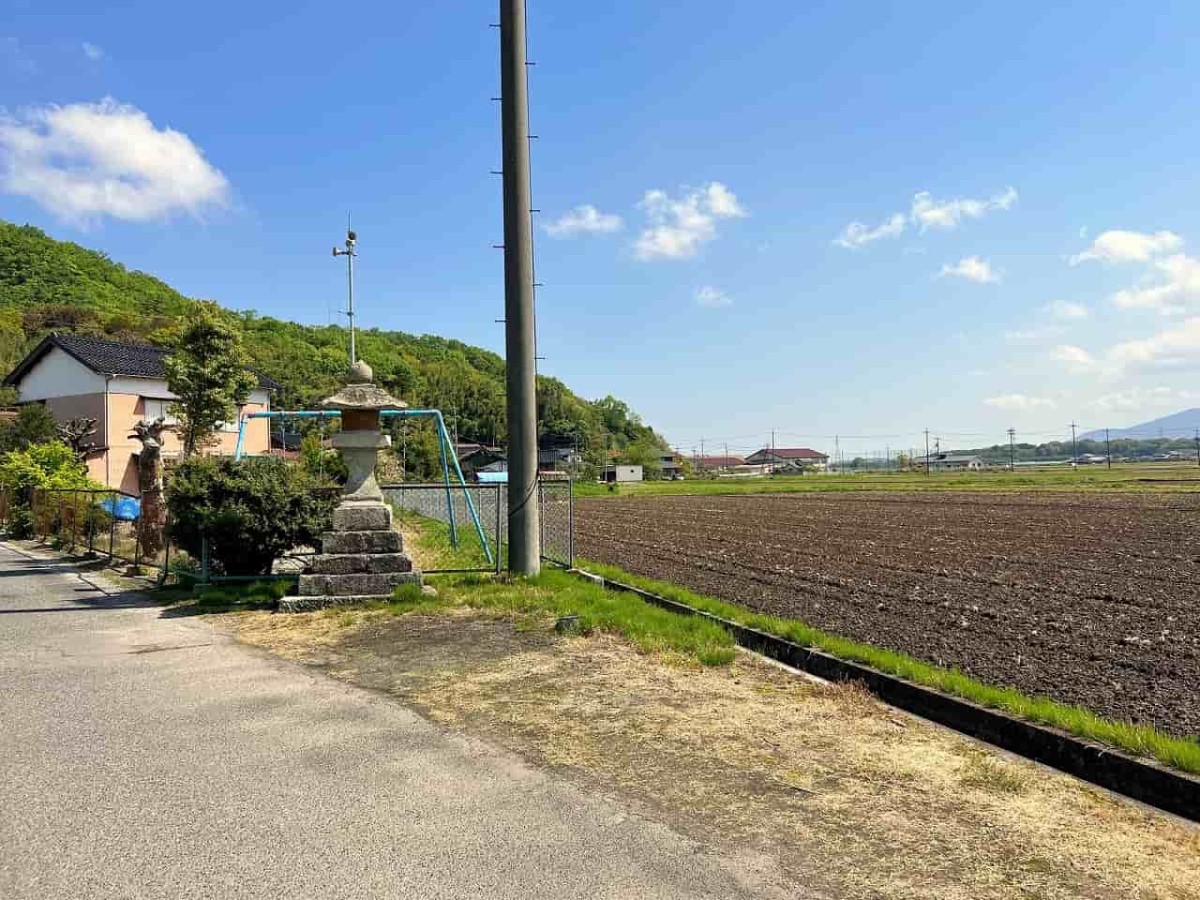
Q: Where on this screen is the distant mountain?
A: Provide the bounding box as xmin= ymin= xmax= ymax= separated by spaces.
xmin=1081 ymin=409 xmax=1200 ymax=441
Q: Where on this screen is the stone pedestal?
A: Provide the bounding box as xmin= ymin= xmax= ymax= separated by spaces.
xmin=279 ymin=359 xmax=419 ymax=613
xmin=281 ymin=500 xmax=419 ymax=612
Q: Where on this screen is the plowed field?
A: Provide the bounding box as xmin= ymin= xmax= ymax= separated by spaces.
xmin=576 ymin=491 xmax=1200 ymax=737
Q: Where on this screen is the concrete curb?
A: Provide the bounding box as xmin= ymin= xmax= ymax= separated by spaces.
xmin=573 ymin=568 xmax=1200 ymax=824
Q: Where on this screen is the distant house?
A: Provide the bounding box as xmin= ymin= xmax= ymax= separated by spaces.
xmin=694 ymin=454 xmax=745 ymax=470
xmin=3 ymin=333 xmax=276 ymax=495
xmin=538 ymin=446 xmax=582 ymax=471
xmin=456 ymin=442 xmax=506 ymax=478
xmin=744 ymin=447 xmax=829 ymax=471
xmin=914 ymin=453 xmax=985 ymax=472
xmin=660 ymin=452 xmax=683 ymax=479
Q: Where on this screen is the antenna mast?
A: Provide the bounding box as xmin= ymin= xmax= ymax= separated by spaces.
xmin=332 ymin=214 xmax=358 ymax=365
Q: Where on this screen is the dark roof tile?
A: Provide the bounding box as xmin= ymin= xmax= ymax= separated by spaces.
xmin=3 ymin=333 xmax=280 ymax=391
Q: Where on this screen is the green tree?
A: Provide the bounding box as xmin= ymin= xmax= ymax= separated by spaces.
xmin=0 ymin=440 xmax=98 ymax=538
xmin=164 ymin=302 xmax=256 ymax=456
xmin=0 ymin=403 xmax=59 ymax=453
xmin=620 ymin=437 xmax=665 ymax=480
xmin=166 ymin=456 xmax=337 ymax=575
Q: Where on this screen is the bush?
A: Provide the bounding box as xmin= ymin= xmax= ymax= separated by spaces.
xmin=166 ymin=456 xmax=337 ymax=575
xmin=0 ymin=440 xmax=99 ymax=538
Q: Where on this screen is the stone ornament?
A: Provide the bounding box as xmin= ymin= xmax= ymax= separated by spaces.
xmin=281 ymin=361 xmax=420 ymax=611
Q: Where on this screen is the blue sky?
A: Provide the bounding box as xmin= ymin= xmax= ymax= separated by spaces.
xmin=5 ymin=1 xmax=1200 ymax=458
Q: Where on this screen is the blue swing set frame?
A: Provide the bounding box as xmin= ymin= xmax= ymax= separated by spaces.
xmin=233 ymin=408 xmax=493 ymax=565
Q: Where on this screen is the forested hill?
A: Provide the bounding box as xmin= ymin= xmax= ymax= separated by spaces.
xmin=0 ymin=221 xmax=665 ymax=463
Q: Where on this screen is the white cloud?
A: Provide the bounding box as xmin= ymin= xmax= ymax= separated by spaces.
xmin=834 ymin=213 xmax=906 ymax=249
xmin=544 ymin=204 xmax=622 ymax=238
xmin=1047 ymin=300 xmax=1088 ymax=320
xmin=1111 ymin=253 xmax=1200 ymax=314
xmin=1052 ymin=344 xmax=1095 ymax=369
xmin=1069 ymin=229 xmax=1183 ymax=265
xmin=0 ymin=97 xmax=229 ymax=223
xmin=81 ymin=42 xmax=105 ymax=61
xmin=984 ymin=393 xmax=1056 ymax=410
xmin=695 ymin=285 xmax=732 ymax=309
xmin=634 ymin=182 xmax=746 ymax=261
xmin=1005 ymin=327 xmax=1056 ymax=342
xmin=1108 ymin=317 xmax=1200 ymax=368
xmin=835 ymin=186 xmax=1017 ymax=249
xmin=938 ymin=256 xmax=1000 ymax=284
xmin=1088 ymin=387 xmax=1198 ymax=413
xmin=911 ymin=186 xmax=1017 ymax=232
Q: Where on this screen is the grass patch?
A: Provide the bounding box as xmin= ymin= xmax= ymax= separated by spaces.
xmin=368 ymin=569 xmax=736 ymax=666
xmin=578 ymin=559 xmax=1200 ymax=776
xmin=190 ymin=579 xmax=293 ymax=611
xmin=391 ymin=506 xmax=499 ymax=572
xmin=958 ymin=750 xmax=1031 ymax=795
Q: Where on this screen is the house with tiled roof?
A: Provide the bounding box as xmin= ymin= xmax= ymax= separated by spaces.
xmin=743 ymin=447 xmax=829 ymax=471
xmin=3 ymin=333 xmax=276 ymax=494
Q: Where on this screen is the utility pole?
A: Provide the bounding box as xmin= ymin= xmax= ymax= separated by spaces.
xmin=924 ymin=429 xmax=930 ymax=476
xmin=1070 ymin=421 xmax=1078 ymax=467
xmin=1007 ymin=428 xmax=1016 ymax=471
xmin=1195 ymin=428 xmax=1199 ymax=469
xmin=700 ymin=436 xmax=705 ymax=473
xmin=499 ymin=0 xmax=540 ymax=574
xmin=331 ymin=215 xmax=358 ymax=366
xmin=1105 ymin=427 xmax=1111 ymax=469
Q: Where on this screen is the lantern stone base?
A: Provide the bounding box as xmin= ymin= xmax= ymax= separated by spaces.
xmin=281 ymin=499 xmax=421 ymax=613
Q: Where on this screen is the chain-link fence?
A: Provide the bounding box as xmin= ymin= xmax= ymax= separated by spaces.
xmin=538 ymin=478 xmax=574 ymax=568
xmin=382 ymin=482 xmax=504 ymax=573
xmin=383 ymin=478 xmax=574 ymax=572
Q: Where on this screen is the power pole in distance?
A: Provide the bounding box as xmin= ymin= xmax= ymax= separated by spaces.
xmin=1195 ymin=428 xmax=1199 ymax=469
xmin=499 ymin=0 xmax=540 ymax=574
xmin=331 ymin=215 xmax=357 ymax=366
xmin=924 ymin=429 xmax=930 ymax=476
xmin=1105 ymin=427 xmax=1111 ymax=469
xmin=1007 ymin=428 xmax=1016 ymax=471
xmin=1070 ymin=421 xmax=1078 ymax=467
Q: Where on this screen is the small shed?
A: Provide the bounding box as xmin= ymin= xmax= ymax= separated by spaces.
xmin=602 ymin=464 xmax=643 ymax=484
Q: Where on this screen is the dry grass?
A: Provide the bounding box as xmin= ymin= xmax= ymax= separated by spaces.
xmin=217 ymin=602 xmax=1200 ymax=900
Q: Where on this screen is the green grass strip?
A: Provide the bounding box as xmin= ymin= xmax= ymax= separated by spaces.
xmin=575 ymin=464 xmax=1200 ymax=499
xmin=375 ymin=570 xmax=737 ymax=666
xmin=578 ymin=558 xmax=1200 ymax=776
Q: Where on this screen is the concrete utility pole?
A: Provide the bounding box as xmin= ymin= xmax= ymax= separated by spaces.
xmin=1105 ymin=427 xmax=1111 ymax=469
xmin=331 ymin=216 xmax=358 ymax=366
xmin=1070 ymin=421 xmax=1078 ymax=467
xmin=500 ymin=0 xmax=540 ymax=574
xmin=924 ymin=429 xmax=930 ymax=476
xmin=1007 ymin=428 xmax=1016 ymax=471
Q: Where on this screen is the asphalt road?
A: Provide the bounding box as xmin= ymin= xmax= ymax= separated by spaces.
xmin=0 ymin=544 xmax=781 ymax=899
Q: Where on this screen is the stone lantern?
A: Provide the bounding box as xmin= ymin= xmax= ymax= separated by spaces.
xmin=283 ymin=360 xmax=420 ymax=611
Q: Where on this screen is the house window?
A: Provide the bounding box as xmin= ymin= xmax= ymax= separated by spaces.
xmin=142 ymin=398 xmax=177 ymax=425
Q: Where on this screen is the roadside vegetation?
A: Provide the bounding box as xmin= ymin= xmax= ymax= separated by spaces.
xmin=577 ymin=558 xmax=1200 ymax=776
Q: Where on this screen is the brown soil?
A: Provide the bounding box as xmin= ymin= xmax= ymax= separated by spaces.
xmin=577 ymin=491 xmax=1200 ymax=737
xmin=219 ymin=607 xmax=1200 ymax=900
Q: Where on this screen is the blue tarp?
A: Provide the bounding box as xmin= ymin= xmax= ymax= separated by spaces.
xmin=477 ymin=471 xmax=508 ymax=484
xmin=99 ymin=496 xmax=140 ymax=521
